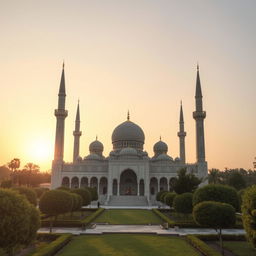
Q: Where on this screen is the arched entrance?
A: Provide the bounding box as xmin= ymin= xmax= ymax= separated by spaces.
xmin=120 ymin=169 xmax=137 ymax=195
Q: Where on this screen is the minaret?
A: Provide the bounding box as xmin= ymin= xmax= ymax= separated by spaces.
xmin=193 ymin=65 xmax=206 ymax=162
xmin=73 ymin=101 xmax=82 ymax=162
xmin=53 ymin=63 xmax=68 ymax=162
xmin=177 ymin=101 xmax=186 ymax=163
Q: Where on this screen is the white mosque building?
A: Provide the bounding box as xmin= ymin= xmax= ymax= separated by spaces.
xmin=51 ymin=64 xmax=208 ymax=205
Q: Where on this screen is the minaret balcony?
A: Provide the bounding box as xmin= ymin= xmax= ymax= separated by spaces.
xmin=193 ymin=111 xmax=206 ymax=119
xmin=73 ymin=131 xmax=82 ymax=136
xmin=55 ymin=109 xmax=68 ymax=117
xmin=177 ymin=131 xmax=186 ymax=137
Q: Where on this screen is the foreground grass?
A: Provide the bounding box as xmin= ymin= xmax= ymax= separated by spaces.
xmin=94 ymin=209 xmax=162 ymax=224
xmin=223 ymin=241 xmax=256 ymax=256
xmin=57 ymin=234 xmax=200 ymax=256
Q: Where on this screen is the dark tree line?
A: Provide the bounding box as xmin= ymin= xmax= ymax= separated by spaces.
xmin=208 ymin=168 xmax=256 ymax=190
xmin=0 ymin=159 xmax=51 ymax=188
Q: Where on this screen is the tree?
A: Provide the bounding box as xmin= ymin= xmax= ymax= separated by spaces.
xmin=173 ymin=168 xmax=201 ymax=194
xmin=227 ymin=171 xmax=246 ymax=190
xmin=8 ymin=158 xmax=20 ymax=185
xmin=208 ymin=169 xmax=221 ymax=184
xmin=193 ymin=184 xmax=239 ymax=211
xmin=39 ymin=190 xmax=73 ymax=232
xmin=12 ymin=187 xmax=37 ymax=206
xmin=193 ymin=201 xmax=236 ymax=255
xmin=241 ymin=185 xmax=256 ymax=248
xmin=164 ymin=192 xmax=176 ymax=208
xmin=160 ymin=191 xmax=168 ymax=203
xmin=70 ymin=193 xmax=83 ymax=213
xmin=173 ymin=193 xmax=193 ymax=214
xmin=23 ymin=163 xmax=40 ymax=187
xmin=0 ymin=166 xmax=11 ymax=182
xmin=0 ymin=180 xmax=12 ymax=188
xmin=72 ymin=188 xmax=91 ymax=206
xmin=0 ymin=189 xmax=40 ymax=255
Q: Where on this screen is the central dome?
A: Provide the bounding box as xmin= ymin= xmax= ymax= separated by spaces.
xmin=112 ymin=120 xmax=145 ymax=151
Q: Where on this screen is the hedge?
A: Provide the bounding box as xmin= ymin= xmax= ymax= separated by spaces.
xmin=31 ymin=234 xmax=72 ymax=256
xmin=81 ymin=207 xmax=105 ymax=227
xmin=186 ymin=235 xmax=222 ymax=256
xmin=152 ymin=209 xmax=175 ymax=227
xmin=195 ymin=234 xmax=246 ymax=241
xmin=41 ymin=220 xmax=82 ymax=228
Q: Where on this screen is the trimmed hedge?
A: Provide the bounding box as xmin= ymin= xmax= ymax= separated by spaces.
xmin=186 ymin=235 xmax=222 ymax=256
xmin=81 ymin=208 xmax=105 ymax=227
xmin=31 ymin=234 xmax=72 ymax=256
xmin=152 ymin=209 xmax=175 ymax=227
xmin=196 ymin=234 xmax=246 ymax=241
xmin=41 ymin=220 xmax=82 ymax=228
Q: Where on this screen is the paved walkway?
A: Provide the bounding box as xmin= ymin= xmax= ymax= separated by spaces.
xmin=39 ymin=225 xmax=246 ymax=236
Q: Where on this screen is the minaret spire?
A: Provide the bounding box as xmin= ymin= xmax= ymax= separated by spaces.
xmin=177 ymin=101 xmax=186 ymax=163
xmin=127 ymin=110 xmax=130 ymax=121
xmin=54 ymin=63 xmax=68 ymax=162
xmin=73 ymin=100 xmax=82 ymax=162
xmin=193 ymin=65 xmax=206 ymax=162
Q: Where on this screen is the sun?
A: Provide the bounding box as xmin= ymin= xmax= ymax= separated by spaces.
xmin=26 ymin=138 xmax=53 ymax=167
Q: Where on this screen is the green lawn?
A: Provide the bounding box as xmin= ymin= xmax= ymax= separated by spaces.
xmin=223 ymin=241 xmax=256 ymax=256
xmin=94 ymin=209 xmax=162 ymax=224
xmin=57 ymin=234 xmax=200 ymax=256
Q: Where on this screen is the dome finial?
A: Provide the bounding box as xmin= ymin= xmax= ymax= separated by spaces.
xmin=127 ymin=110 xmax=130 ymax=121
xmin=160 ymin=135 xmax=162 ymax=141
xmin=62 ymin=60 xmax=65 ymax=69
xmin=96 ymin=135 xmax=98 ymax=140
xmin=197 ymin=62 xmax=199 ymax=71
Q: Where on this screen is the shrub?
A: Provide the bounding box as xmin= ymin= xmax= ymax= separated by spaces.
xmin=70 ymin=193 xmax=82 ymax=212
xmin=0 ymin=189 xmax=40 ymax=255
xmin=173 ymin=193 xmax=193 ymax=214
xmin=86 ymin=187 xmax=98 ymax=201
xmin=71 ymin=188 xmax=91 ymax=206
xmin=0 ymin=180 xmax=12 ymax=188
xmin=193 ymin=184 xmax=239 ymax=211
xmin=34 ymin=187 xmax=49 ymax=199
xmin=12 ymin=186 xmax=37 ymax=206
xmin=57 ymin=186 xmax=71 ymax=191
xmin=39 ymin=190 xmax=73 ymax=232
xmin=164 ymin=192 xmax=176 ymax=207
xmin=159 ymin=191 xmax=168 ymax=203
xmin=156 ymin=190 xmax=168 ymax=202
xmin=81 ymin=208 xmax=105 ymax=227
xmin=152 ymin=209 xmax=175 ymax=227
xmin=193 ymin=201 xmax=236 ymax=254
xmin=238 ymin=189 xmax=245 ymax=212
xmin=242 ymin=185 xmax=256 ymax=248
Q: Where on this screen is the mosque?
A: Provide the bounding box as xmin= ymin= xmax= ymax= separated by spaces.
xmin=51 ymin=65 xmax=208 ymax=205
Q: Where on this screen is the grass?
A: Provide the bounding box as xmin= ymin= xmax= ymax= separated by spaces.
xmin=223 ymin=241 xmax=256 ymax=256
xmin=57 ymin=234 xmax=200 ymax=256
xmin=44 ymin=211 xmax=93 ymax=221
xmin=94 ymin=209 xmax=162 ymax=224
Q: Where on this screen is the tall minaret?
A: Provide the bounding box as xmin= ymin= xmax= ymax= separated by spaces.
xmin=54 ymin=63 xmax=68 ymax=162
xmin=193 ymin=65 xmax=206 ymax=163
xmin=177 ymin=101 xmax=186 ymax=163
xmin=73 ymin=101 xmax=82 ymax=162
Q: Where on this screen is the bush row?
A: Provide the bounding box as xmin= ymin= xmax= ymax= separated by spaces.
xmin=152 ymin=209 xmax=175 ymax=227
xmin=186 ymin=235 xmax=222 ymax=256
xmin=81 ymin=208 xmax=105 ymax=227
xmin=31 ymin=234 xmax=72 ymax=256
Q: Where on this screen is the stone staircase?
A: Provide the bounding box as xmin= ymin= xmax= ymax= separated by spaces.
xmin=107 ymin=195 xmax=149 ymax=206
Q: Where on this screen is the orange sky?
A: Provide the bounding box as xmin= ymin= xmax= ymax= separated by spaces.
xmin=0 ymin=1 xmax=255 ymax=171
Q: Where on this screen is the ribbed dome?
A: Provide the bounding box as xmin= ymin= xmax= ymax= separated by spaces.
xmin=112 ymin=120 xmax=145 ymax=150
xmin=156 ymin=153 xmax=173 ymax=161
xmin=153 ymin=140 xmax=168 ymax=155
xmin=89 ymin=139 xmax=104 ymax=156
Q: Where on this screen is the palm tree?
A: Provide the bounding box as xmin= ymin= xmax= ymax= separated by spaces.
xmin=24 ymin=163 xmax=39 ymax=187
xmin=8 ymin=158 xmax=20 ymax=185
xmin=208 ymin=169 xmax=221 ymax=184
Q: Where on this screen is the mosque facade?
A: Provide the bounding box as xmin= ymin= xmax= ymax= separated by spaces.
xmin=51 ymin=65 xmax=208 ymax=205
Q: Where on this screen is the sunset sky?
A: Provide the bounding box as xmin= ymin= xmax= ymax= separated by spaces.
xmin=0 ymin=0 xmax=255 ymax=171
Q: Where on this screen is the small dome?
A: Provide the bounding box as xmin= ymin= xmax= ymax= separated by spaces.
xmin=119 ymin=147 xmax=138 ymax=156
xmin=153 ymin=139 xmax=168 ymax=155
xmin=157 ymin=153 xmax=173 ymax=161
xmin=85 ymin=154 xmax=101 ymax=160
xmin=175 ymin=157 xmax=181 ymax=162
xmin=89 ymin=139 xmax=104 ymax=155
xmin=76 ymin=156 xmax=82 ymax=162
